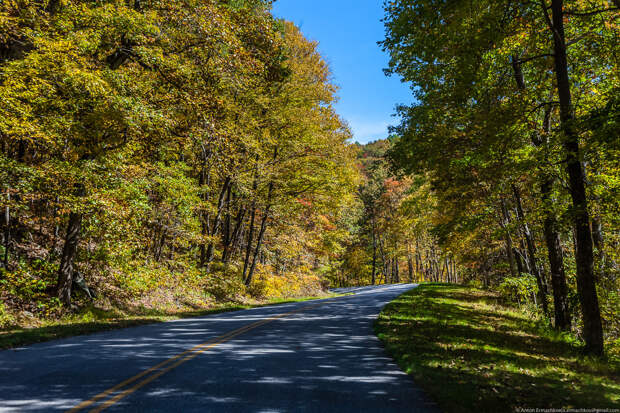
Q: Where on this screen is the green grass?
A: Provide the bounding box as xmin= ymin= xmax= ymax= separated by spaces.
xmin=375 ymin=283 xmax=619 ymax=413
xmin=0 ymin=294 xmax=335 ymax=350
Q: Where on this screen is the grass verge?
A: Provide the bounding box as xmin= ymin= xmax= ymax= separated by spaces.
xmin=375 ymin=283 xmax=619 ymax=412
xmin=0 ymin=294 xmax=333 ymax=350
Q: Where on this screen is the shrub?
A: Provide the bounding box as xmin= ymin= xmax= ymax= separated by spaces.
xmin=498 ymin=274 xmax=538 ymax=305
xmin=202 ymin=265 xmax=246 ymax=301
xmin=247 ymin=265 xmax=324 ymax=299
xmin=0 ymin=302 xmax=16 ymax=330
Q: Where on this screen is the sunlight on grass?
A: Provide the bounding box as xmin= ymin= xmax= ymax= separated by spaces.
xmin=375 ymin=284 xmax=620 ymax=413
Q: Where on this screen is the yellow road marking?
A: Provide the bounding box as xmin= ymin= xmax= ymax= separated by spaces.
xmin=67 ymin=316 xmax=273 ymax=412
xmin=67 ymin=301 xmax=327 ymax=413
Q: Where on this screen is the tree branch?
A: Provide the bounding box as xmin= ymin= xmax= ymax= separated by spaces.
xmin=529 ymin=101 xmax=560 ymax=113
xmin=539 ymin=0 xmax=559 ymax=38
xmin=564 ymin=7 xmax=618 ymax=17
xmin=515 ymin=53 xmax=555 ymax=64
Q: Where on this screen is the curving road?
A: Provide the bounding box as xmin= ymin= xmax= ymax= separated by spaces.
xmin=0 ymin=284 xmax=438 ymax=412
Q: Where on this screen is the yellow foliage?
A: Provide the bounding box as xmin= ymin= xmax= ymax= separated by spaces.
xmin=248 ymin=265 xmax=323 ymax=299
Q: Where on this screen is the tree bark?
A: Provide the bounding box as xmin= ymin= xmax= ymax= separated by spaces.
xmin=394 ymin=257 xmax=400 ymax=283
xmin=379 ymin=237 xmax=387 ymax=284
xmin=242 ymin=157 xmax=260 ymax=281
xmin=512 ymin=184 xmax=549 ymax=316
xmin=198 ymin=150 xmax=211 ymax=268
xmin=246 ymin=180 xmax=275 ymax=287
xmin=245 ymin=141 xmax=279 ymax=286
xmin=222 ymin=185 xmax=232 ymax=255
xmin=203 ymin=176 xmax=231 ymax=268
xmin=371 ymin=217 xmax=377 ymax=285
xmin=499 ymin=197 xmax=518 ymax=278
xmin=154 ymin=228 xmax=167 ymax=262
xmin=407 ymin=244 xmax=414 ymax=283
xmin=242 ymin=206 xmax=256 ymax=281
xmin=223 ymin=205 xmax=245 ymax=263
xmin=539 ymin=108 xmax=571 ymax=331
xmin=549 ymin=0 xmax=603 ymax=355
xmin=542 ymin=178 xmax=572 ymax=330
xmin=57 ymin=211 xmax=83 ymax=306
xmin=3 ymin=189 xmax=9 ymax=270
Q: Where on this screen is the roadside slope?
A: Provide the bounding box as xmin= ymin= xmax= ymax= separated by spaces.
xmin=375 ymin=283 xmax=619 ymax=413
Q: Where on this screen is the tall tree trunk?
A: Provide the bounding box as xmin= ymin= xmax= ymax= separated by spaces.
xmin=428 ymin=257 xmax=433 ymax=282
xmin=421 ymin=249 xmax=428 ymax=281
xmin=542 ymin=178 xmax=572 ymax=330
xmin=199 ymin=223 xmax=208 ymax=266
xmin=155 ymin=228 xmax=167 ymax=262
xmin=198 ymin=153 xmax=211 ymax=268
xmin=379 ymin=237 xmax=387 ymax=284
xmin=242 ymin=206 xmax=256 ymax=282
xmin=549 ymin=0 xmax=603 ymax=355
xmin=407 ymin=243 xmax=414 ymax=283
xmin=591 ymin=216 xmax=604 ymax=256
xmin=452 ymin=259 xmax=458 ymax=283
xmin=3 ymin=189 xmax=9 ymax=270
xmin=52 ymin=196 xmax=60 ymax=251
xmin=451 ymin=259 xmax=456 ymax=283
xmin=244 ymin=146 xmax=278 ymax=286
xmin=513 ymin=54 xmax=571 ymax=330
xmin=246 ymin=211 xmax=268 ymax=286
xmin=415 ymin=238 xmax=422 ymax=281
xmin=540 ymin=109 xmax=571 ymax=331
xmin=514 ymin=248 xmax=525 ymax=275
xmin=415 ymin=252 xmax=421 ymax=281
xmin=57 ymin=211 xmax=83 ymax=306
xmin=516 ymin=235 xmax=532 ymax=275
xmin=371 ymin=217 xmax=377 ymax=285
xmin=242 ymin=157 xmax=260 ymax=281
xmin=245 ymin=180 xmax=274 ymax=287
xmin=512 ymin=184 xmax=549 ymax=316
xmin=430 ymin=246 xmax=438 ymax=282
xmin=222 ymin=185 xmax=232 ymax=255
xmin=246 ymin=147 xmax=278 ymax=286
xmin=499 ymin=197 xmax=518 ymax=278
xmin=202 ymin=176 xmax=231 ymax=269
xmin=223 ymin=206 xmax=246 ymax=263
xmin=394 ymin=257 xmax=400 ymax=283
xmin=231 ymin=216 xmax=247 ymax=260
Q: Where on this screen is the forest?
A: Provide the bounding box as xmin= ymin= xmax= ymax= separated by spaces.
xmin=381 ymin=0 xmax=619 ymax=357
xmin=0 ymin=0 xmax=358 ymax=321
xmin=0 ymin=0 xmax=618 ymax=360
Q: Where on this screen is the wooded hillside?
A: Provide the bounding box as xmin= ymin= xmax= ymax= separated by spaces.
xmin=0 ymin=0 xmax=363 ymax=322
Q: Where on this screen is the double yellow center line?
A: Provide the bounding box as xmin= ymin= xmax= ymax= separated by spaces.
xmin=67 ymin=300 xmax=327 ymax=412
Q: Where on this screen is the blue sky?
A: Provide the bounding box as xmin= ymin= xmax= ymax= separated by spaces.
xmin=271 ymin=0 xmax=412 ymax=144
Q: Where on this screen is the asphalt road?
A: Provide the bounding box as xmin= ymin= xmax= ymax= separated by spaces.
xmin=0 ymin=284 xmax=438 ymax=412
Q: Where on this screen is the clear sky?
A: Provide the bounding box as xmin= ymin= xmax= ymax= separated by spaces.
xmin=271 ymin=0 xmax=412 ymax=144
